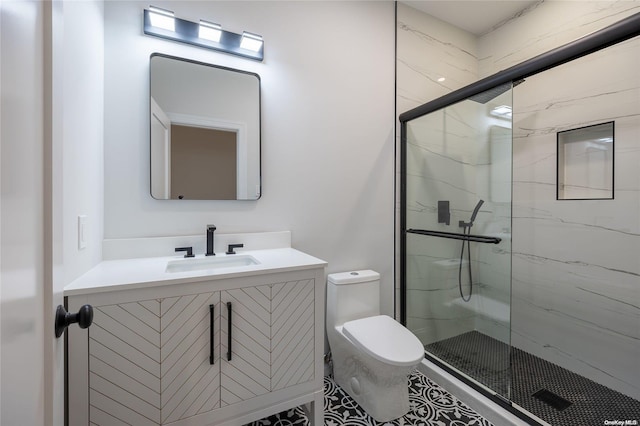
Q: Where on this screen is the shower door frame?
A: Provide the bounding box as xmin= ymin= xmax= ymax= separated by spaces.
xmin=399 ymin=10 xmax=640 ymax=424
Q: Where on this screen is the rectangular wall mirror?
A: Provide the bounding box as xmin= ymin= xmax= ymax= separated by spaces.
xmin=150 ymin=53 xmax=261 ymax=200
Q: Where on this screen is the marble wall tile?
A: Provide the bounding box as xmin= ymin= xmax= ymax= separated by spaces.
xmin=511 ymin=36 xmax=640 ymax=399
xmin=478 ymin=1 xmax=640 ymax=78
xmin=403 ymin=85 xmax=513 ymax=345
xmin=397 ymin=3 xmax=478 ymax=114
xmin=407 ymin=314 xmax=475 ymax=346
xmin=396 ymin=3 xmax=481 ymax=308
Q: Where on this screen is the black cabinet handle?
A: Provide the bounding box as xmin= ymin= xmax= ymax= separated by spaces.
xmin=227 ymin=302 xmax=232 ymax=361
xmin=55 ymin=304 xmax=93 ymax=338
xmin=209 ymin=304 xmax=214 ymax=365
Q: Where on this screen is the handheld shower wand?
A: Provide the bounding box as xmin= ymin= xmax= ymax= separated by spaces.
xmin=459 ymin=199 xmax=484 ymax=228
xmin=458 ymin=199 xmax=484 ymax=302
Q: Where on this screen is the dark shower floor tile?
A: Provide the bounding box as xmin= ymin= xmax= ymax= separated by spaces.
xmin=247 ymin=371 xmax=493 ymax=426
xmin=426 ymin=330 xmax=511 ymax=396
xmin=425 ymin=330 xmax=640 ymax=425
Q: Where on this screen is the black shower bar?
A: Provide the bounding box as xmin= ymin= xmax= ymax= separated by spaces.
xmin=407 ymin=229 xmax=502 ymax=244
xmin=399 ymin=11 xmax=640 ymax=123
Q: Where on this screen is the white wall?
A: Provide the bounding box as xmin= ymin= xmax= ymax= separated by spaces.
xmin=60 ymin=0 xmax=104 ymax=295
xmin=104 ymin=1 xmax=396 ymax=314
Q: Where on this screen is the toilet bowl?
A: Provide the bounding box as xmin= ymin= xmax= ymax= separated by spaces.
xmin=326 ymin=270 xmax=424 ymax=422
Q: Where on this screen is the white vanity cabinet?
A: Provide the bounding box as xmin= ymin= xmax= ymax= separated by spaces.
xmin=67 ymin=266 xmax=324 ymax=426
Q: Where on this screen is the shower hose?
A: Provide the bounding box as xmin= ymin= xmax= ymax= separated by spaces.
xmin=458 ymin=225 xmax=473 ymax=302
xmin=458 ymin=199 xmax=484 ymax=302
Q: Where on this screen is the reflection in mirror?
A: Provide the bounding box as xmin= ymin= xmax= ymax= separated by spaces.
xmin=150 ymin=54 xmax=260 ymax=200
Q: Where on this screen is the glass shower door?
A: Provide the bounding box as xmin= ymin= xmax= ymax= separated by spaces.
xmin=403 ymin=84 xmax=513 ymax=399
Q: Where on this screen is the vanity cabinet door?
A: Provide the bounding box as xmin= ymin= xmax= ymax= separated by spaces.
xmin=220 ymin=285 xmax=271 ymax=406
xmin=89 ymin=300 xmax=162 ymax=425
xmin=160 ymin=292 xmax=221 ymax=424
xmin=271 ymin=279 xmax=315 ymax=391
xmin=87 ymin=292 xmax=222 ymax=426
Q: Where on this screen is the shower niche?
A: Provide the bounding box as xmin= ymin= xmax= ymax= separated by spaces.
xmin=557 ymin=121 xmax=614 ymax=200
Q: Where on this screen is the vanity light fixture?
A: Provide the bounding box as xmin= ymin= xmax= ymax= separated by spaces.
xmin=148 ymin=6 xmax=175 ymax=32
xmin=240 ymin=32 xmax=263 ymax=52
xmin=199 ymin=20 xmax=222 ymax=43
xmin=143 ymin=6 xmax=264 ymax=61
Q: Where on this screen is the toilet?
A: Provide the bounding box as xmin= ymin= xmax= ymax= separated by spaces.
xmin=326 ymin=270 xmax=424 ymax=422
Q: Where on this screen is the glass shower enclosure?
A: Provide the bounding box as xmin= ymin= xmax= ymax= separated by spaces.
xmin=402 ymin=83 xmax=513 ymax=400
xmin=399 ymin=12 xmax=640 ymax=425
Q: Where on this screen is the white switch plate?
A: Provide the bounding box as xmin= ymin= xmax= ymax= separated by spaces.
xmin=78 ymin=215 xmax=87 ymax=250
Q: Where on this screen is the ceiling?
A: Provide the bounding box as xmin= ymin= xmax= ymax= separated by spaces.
xmin=401 ymin=1 xmax=539 ymax=35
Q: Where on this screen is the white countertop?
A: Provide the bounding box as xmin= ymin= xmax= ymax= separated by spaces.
xmin=64 ymin=248 xmax=327 ymax=297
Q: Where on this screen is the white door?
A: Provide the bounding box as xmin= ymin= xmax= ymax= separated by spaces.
xmin=1 ymin=0 xmax=48 ymax=425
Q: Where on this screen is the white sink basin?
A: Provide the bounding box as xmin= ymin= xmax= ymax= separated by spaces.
xmin=166 ymin=255 xmax=260 ymax=273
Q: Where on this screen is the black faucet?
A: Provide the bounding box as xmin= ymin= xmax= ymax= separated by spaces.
xmin=206 ymin=225 xmax=216 ymax=256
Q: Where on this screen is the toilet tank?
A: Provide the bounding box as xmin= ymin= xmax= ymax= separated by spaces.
xmin=327 ymin=270 xmax=380 ymax=327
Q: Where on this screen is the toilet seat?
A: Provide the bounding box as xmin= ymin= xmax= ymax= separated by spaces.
xmin=342 ymin=315 xmax=424 ymax=367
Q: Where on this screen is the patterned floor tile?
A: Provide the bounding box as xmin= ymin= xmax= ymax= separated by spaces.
xmin=247 ymin=371 xmax=493 ymax=426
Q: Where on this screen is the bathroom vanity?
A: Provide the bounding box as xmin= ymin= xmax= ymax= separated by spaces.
xmin=65 ymin=235 xmax=326 ymax=426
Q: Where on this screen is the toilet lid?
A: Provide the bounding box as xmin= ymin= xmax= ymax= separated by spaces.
xmin=342 ymin=315 xmax=424 ymax=367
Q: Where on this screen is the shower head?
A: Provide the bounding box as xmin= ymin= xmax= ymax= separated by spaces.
xmin=468 ymin=79 xmax=524 ymax=104
xmin=468 ymin=83 xmax=511 ymax=104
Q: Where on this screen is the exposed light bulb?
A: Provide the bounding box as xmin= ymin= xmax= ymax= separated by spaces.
xmin=199 ymin=20 xmax=222 ymax=42
xmin=240 ymin=32 xmax=263 ymax=52
xmin=149 ymin=6 xmax=175 ymax=32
